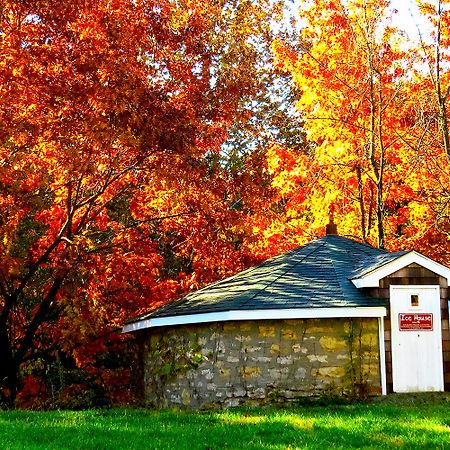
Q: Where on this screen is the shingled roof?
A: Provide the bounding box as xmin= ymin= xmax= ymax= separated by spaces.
xmin=125 ymin=235 xmax=407 ymax=328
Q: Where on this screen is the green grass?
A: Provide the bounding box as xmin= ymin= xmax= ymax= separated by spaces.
xmin=0 ymin=394 xmax=449 ymax=449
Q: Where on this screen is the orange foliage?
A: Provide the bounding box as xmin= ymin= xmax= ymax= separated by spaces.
xmin=272 ymin=0 xmax=450 ymax=260
xmin=0 ymin=0 xmax=285 ymax=406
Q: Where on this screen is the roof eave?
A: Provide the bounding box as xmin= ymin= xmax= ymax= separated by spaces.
xmin=351 ymin=251 xmax=450 ymax=288
xmin=122 ymin=306 xmax=387 ymax=333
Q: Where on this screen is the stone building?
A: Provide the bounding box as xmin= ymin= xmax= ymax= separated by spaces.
xmin=123 ymin=234 xmax=450 ymax=408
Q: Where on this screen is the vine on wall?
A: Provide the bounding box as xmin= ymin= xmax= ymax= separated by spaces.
xmin=146 ymin=333 xmax=205 ymax=405
xmin=344 ymin=319 xmax=375 ymax=399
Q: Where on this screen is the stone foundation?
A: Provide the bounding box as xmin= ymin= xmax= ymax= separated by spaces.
xmin=142 ymin=318 xmax=381 ymax=408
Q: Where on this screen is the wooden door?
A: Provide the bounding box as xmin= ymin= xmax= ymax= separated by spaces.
xmin=390 ymin=285 xmax=444 ymax=392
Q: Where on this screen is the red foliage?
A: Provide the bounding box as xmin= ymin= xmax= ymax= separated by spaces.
xmin=0 ymin=0 xmax=286 ymax=406
xmin=15 ymin=376 xmax=48 ymax=409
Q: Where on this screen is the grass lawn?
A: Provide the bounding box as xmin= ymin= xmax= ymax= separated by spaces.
xmin=0 ymin=394 xmax=449 ymax=449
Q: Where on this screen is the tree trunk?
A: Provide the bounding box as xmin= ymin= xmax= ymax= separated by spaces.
xmin=376 ymin=180 xmax=385 ymax=249
xmin=0 ymin=326 xmax=19 ymax=406
xmin=0 ymin=277 xmax=65 ymax=406
xmin=356 ymin=166 xmax=367 ymax=242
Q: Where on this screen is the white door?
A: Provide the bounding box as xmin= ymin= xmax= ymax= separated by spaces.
xmin=390 ymin=285 xmax=444 ymax=393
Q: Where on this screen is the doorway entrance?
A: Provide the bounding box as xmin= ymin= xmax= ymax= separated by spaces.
xmin=390 ymin=285 xmax=444 ymax=392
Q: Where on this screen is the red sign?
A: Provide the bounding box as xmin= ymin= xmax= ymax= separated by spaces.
xmin=399 ymin=313 xmax=433 ymax=331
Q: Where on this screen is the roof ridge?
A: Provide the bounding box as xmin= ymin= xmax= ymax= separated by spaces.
xmin=335 ymin=235 xmax=387 ymax=257
xmin=239 ymin=240 xmax=327 ymax=307
xmin=330 ymin=257 xmax=345 ymax=300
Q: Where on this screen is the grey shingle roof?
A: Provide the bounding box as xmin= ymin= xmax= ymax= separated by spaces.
xmin=351 ymin=251 xmax=407 ymax=279
xmin=127 ymin=235 xmax=398 ymax=324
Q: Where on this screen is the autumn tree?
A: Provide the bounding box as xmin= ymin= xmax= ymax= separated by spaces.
xmin=271 ymin=0 xmax=439 ymax=248
xmin=402 ymin=0 xmax=450 ymax=255
xmin=413 ymin=1 xmax=450 ymax=156
xmin=0 ymin=0 xmax=288 ymax=406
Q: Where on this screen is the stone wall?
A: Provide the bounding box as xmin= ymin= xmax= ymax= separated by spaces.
xmin=142 ymin=318 xmax=381 ymax=408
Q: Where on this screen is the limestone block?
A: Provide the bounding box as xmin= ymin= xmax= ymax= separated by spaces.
xmin=280 ymin=346 xmax=290 ymax=355
xmin=224 ymin=398 xmax=240 ymax=407
xmin=319 ymin=336 xmax=347 ymax=352
xmin=244 ymin=346 xmax=262 ymax=353
xmin=361 ymin=351 xmax=378 ymax=360
xmin=200 ymin=347 xmax=212 ymax=357
xmin=362 ymin=319 xmax=378 ymax=331
xmin=240 ymin=322 xmax=253 ymax=332
xmin=360 ymin=333 xmax=377 ymax=347
xmin=306 ymin=325 xmax=335 ymax=334
xmin=213 ymin=341 xmax=226 ymax=354
xmin=361 ymin=364 xmax=378 ymax=375
xmin=186 ymin=370 xmax=196 ymax=380
xmin=227 ymin=356 xmax=239 ymax=363
xmin=292 ymin=343 xmax=308 ymax=353
xmin=181 ymin=389 xmax=191 ymax=405
xmin=207 ymin=383 xmax=217 ymax=391
xmin=252 ymin=356 xmax=272 ymax=363
xmin=201 ymin=368 xmax=214 ymax=380
xmin=277 ymin=389 xmax=298 ymax=399
xmin=294 ymin=367 xmax=307 ymax=380
xmin=317 ymin=366 xmax=346 ymax=378
xmin=259 ymin=325 xmax=276 ymax=337
xmin=240 ymin=366 xmax=261 ymax=378
xmin=307 ymin=354 xmax=327 ymax=363
xmin=268 ymin=368 xmax=282 ymax=379
xmin=219 ymin=368 xmax=231 ymax=378
xmin=283 ymin=319 xmax=305 ymax=326
xmin=223 ymin=323 xmax=237 ymax=331
xmin=281 ymin=329 xmax=298 ymax=340
xmin=235 ymin=335 xmax=252 ymax=343
xmin=268 ymin=366 xmax=289 ymax=378
xmin=249 ymin=387 xmax=266 ymax=398
xmin=343 ymin=322 xmax=352 ymax=334
xmin=306 ymin=327 xmax=336 ymax=334
xmin=232 ymin=387 xmax=247 ymax=397
xmin=277 ymin=355 xmax=293 ymax=365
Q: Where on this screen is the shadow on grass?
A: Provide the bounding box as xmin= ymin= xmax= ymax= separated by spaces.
xmin=0 ymin=397 xmax=449 ymax=449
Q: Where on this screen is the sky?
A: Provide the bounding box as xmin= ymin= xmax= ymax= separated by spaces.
xmin=285 ymin=0 xmax=435 ymax=43
xmin=390 ymin=0 xmax=430 ymax=40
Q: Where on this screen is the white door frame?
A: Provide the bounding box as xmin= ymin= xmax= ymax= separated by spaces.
xmin=389 ymin=285 xmax=444 ymax=393
xmin=378 ymin=316 xmax=387 ymax=395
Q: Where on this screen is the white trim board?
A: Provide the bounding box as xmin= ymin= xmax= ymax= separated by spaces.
xmin=351 ymin=251 xmax=450 ymax=288
xmin=378 ymin=317 xmax=387 ymax=395
xmin=122 ymin=306 xmax=387 ymax=333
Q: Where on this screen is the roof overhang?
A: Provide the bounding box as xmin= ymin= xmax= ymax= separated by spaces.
xmin=351 ymin=251 xmax=450 ymax=288
xmin=122 ymin=306 xmax=386 ymax=333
